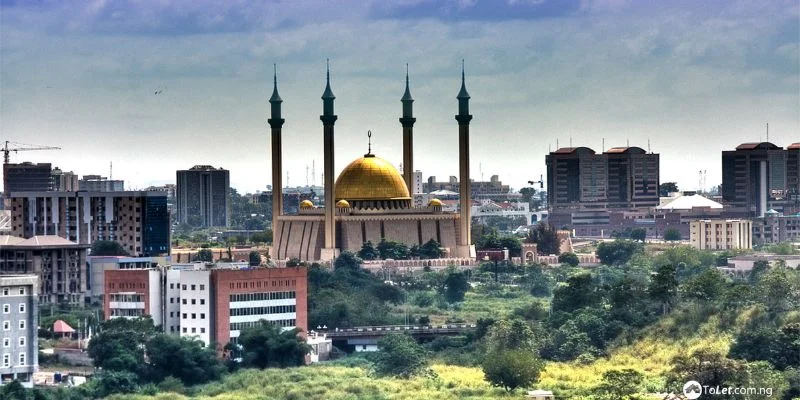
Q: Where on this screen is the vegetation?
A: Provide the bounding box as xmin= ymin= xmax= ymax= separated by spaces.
xmin=596 ymin=240 xmax=643 ymax=265
xmin=659 ymin=182 xmax=679 ymax=196
xmin=195 ymin=248 xmax=213 ymax=262
xmin=663 ymin=228 xmax=682 ymax=241
xmin=373 ymin=333 xmax=430 ymax=378
xmin=248 ymin=250 xmax=261 ymax=266
xmin=526 ymin=222 xmax=561 ymax=255
xmin=557 ymin=252 xmax=579 ymax=267
xmin=90 ymin=240 xmax=129 ymax=256
xmin=232 ymin=321 xmax=311 ymax=369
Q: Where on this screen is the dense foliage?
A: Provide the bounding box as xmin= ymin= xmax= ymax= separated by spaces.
xmin=526 ymin=222 xmax=561 ymax=255
xmin=373 ymin=333 xmax=430 ymax=378
xmin=90 ymin=240 xmax=129 ymax=256
xmin=233 ymin=321 xmax=311 ymax=368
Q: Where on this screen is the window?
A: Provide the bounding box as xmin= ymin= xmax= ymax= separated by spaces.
xmin=200 ymin=299 xmax=205 ymax=305
xmin=200 ymin=284 xmax=205 ymax=290
xmin=200 ymin=313 xmax=205 ymax=319
xmin=3 ymin=321 xmax=9 ymax=330
xmin=191 ymin=299 xmax=196 ymax=305
xmin=191 ymin=285 xmax=196 ymax=290
xmin=191 ymin=328 xmax=196 ymax=333
xmin=182 ymin=327 xmax=187 ymax=333
xmin=19 ymin=353 xmax=25 ymax=365
xmin=182 ymin=313 xmax=187 ymax=319
xmin=2 ymin=354 xmax=9 ymax=367
xmin=170 ymin=298 xmax=174 ymax=304
xmin=170 ymin=283 xmax=174 ymax=289
xmin=19 ymin=303 xmax=25 ymax=313
xmin=200 ymin=328 xmax=205 ymax=333
xmin=19 ymin=288 xmax=25 ymax=295
xmin=2 ymin=338 xmax=9 ymax=347
xmin=2 ymin=288 xmax=7 ymax=296
xmin=19 ymin=320 xmax=26 ymax=330
xmin=169 ymin=312 xmax=174 ymax=318
xmin=182 ymin=299 xmax=187 ymax=305
xmin=191 ymin=313 xmax=196 ymax=319
xmin=182 ymin=284 xmax=187 ymax=290
xmin=2 ymin=304 xmax=8 ymax=313
xmin=19 ymin=337 xmax=25 ymax=347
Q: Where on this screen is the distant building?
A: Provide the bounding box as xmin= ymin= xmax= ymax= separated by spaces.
xmin=722 ymin=142 xmax=800 ymax=217
xmin=423 ymin=174 xmax=514 ymax=201
xmin=79 ymin=175 xmax=125 ymax=192
xmin=690 ymin=219 xmax=752 ymax=250
xmin=50 ymin=168 xmax=79 ymax=192
xmin=3 ymin=163 xmax=52 ymax=194
xmin=0 ymin=274 xmax=39 ymax=388
xmin=752 ymin=210 xmax=800 ymax=245
xmin=7 ymin=191 xmax=170 ymax=257
xmin=176 ymin=165 xmax=230 ymax=227
xmin=87 ymin=256 xmax=170 ymax=300
xmin=0 ymin=235 xmax=89 ymax=305
xmin=103 ymin=266 xmax=308 ymax=351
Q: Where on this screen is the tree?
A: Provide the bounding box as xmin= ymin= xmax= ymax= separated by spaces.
xmin=418 ymin=239 xmax=444 ymax=259
xmin=629 ymin=228 xmax=647 ymax=242
xmin=528 ymin=223 xmax=561 ymax=255
xmin=250 ymin=230 xmax=273 ymax=245
xmin=334 ymin=251 xmax=362 ymax=271
xmin=91 ymin=371 xmax=140 ymax=398
xmin=668 ymin=349 xmax=748 ymax=393
xmin=593 ymin=369 xmax=645 ymax=400
xmin=663 ymin=228 xmax=682 ymax=241
xmin=596 ymin=240 xmax=642 ymax=265
xmin=444 ymin=270 xmax=470 ymax=303
xmin=91 ymin=240 xmax=129 ymax=256
xmin=558 ymin=252 xmax=579 ymax=267
xmin=374 ymin=333 xmax=429 ymax=378
xmin=485 ymin=319 xmax=543 ymax=354
xmin=358 ymin=241 xmax=379 ymax=260
xmin=248 ymin=251 xmax=261 ymax=267
xmin=146 ymin=335 xmax=225 ymax=385
xmin=377 ymin=239 xmax=411 ymax=260
xmin=87 ymin=317 xmax=158 ymax=379
xmin=551 ymin=272 xmax=598 ymax=314
xmin=680 ymin=268 xmax=728 ymax=302
xmin=659 ymin=182 xmax=679 ymax=196
xmin=649 ymin=264 xmax=678 ymax=314
xmin=236 ymin=320 xmax=310 ymax=368
xmin=483 ymin=350 xmax=544 ymax=392
xmin=195 ymin=248 xmax=213 ymax=263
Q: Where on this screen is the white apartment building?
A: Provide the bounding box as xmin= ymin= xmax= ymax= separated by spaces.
xmin=690 ymin=219 xmax=753 ymax=250
xmin=178 ymin=270 xmax=212 ymax=345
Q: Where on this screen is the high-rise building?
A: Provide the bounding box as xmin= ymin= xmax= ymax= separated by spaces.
xmin=79 ymin=175 xmax=124 ymax=192
xmin=0 ymin=275 xmax=39 ymax=388
xmin=103 ymin=266 xmax=307 ymax=351
xmin=51 ymin=168 xmax=79 ymax=192
xmin=0 ymin=235 xmax=89 ymax=305
xmin=422 ymin=175 xmax=513 ymax=200
xmin=2 ymin=163 xmax=52 ymax=194
xmin=546 ymin=146 xmax=660 ymax=211
xmin=722 ymin=142 xmax=800 ymax=217
xmin=176 ymin=165 xmax=230 ymax=227
xmin=7 ymin=191 xmax=170 ymax=257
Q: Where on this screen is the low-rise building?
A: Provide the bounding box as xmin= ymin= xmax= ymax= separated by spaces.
xmin=690 ymin=219 xmax=752 ymax=250
xmin=752 ymin=210 xmax=800 ymax=244
xmin=0 ymin=275 xmax=39 ymax=388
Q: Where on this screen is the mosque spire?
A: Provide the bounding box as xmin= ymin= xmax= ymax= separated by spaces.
xmin=269 ymin=64 xmax=283 ymax=120
xmin=401 ymin=63 xmax=414 ymax=118
xmin=457 ymin=59 xmax=471 ymax=117
xmin=322 ymin=59 xmax=335 ymax=100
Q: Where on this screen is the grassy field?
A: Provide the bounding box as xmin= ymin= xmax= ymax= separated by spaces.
xmin=391 ymin=287 xmax=538 ymax=325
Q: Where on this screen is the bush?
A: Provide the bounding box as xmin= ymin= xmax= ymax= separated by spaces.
xmin=483 ymin=350 xmax=544 ymax=392
xmin=373 ymin=333 xmax=429 ymax=378
xmin=558 ymin=252 xmax=579 ymax=267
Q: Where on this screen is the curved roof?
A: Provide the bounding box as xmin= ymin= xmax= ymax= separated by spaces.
xmin=335 ymin=154 xmax=410 ymax=201
xmin=605 ymin=146 xmax=646 ymax=154
xmin=789 ymin=143 xmax=800 ymax=150
xmin=656 ymin=194 xmax=723 ymax=210
xmin=299 ymin=200 xmax=314 ymax=208
xmin=551 ymin=147 xmax=595 ymax=155
xmin=736 ymin=142 xmax=781 ymax=151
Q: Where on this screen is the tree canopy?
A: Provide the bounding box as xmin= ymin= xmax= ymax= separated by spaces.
xmin=91 ymin=240 xmax=129 ymax=256
xmin=235 ymin=320 xmax=311 ymax=369
xmin=374 ymin=333 xmax=429 ymax=378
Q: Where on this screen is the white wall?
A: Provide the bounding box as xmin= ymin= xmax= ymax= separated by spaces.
xmin=178 ymin=270 xmax=212 ymax=346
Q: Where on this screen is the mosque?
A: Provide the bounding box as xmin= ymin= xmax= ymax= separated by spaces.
xmin=268 ymin=62 xmax=475 ymax=262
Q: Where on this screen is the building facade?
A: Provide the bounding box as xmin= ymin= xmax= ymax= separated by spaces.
xmin=7 ymin=191 xmax=170 ymax=257
xmin=104 ymin=269 xmax=162 ymax=322
xmin=79 ymin=175 xmax=125 ymax=192
xmin=3 ymin=163 xmax=52 ymax=195
xmin=752 ymin=211 xmax=800 ymax=245
xmin=0 ymin=275 xmax=38 ymax=388
xmin=50 ymin=169 xmax=79 ymax=192
xmin=690 ymin=219 xmax=752 ymax=250
xmin=176 ymin=165 xmax=230 ymax=228
xmin=0 ymin=236 xmax=89 ymax=306
xmin=722 ymin=142 xmax=800 ymax=217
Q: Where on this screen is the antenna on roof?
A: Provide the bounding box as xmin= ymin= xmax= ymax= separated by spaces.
xmin=109 ymin=161 xmax=113 ymax=180
xmin=557 ymin=139 xmax=559 ymax=149
xmin=569 ymin=137 xmax=572 ymax=148
xmin=602 ymin=138 xmax=605 ymax=151
xmin=766 ymin=122 xmax=769 ymax=142
xmin=627 ymin=139 xmax=630 ymax=147
xmin=648 ymin=139 xmax=651 ymax=153
xmin=312 ymin=160 xmax=315 ymax=187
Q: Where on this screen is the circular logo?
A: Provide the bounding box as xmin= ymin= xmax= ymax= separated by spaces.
xmin=683 ymin=380 xmax=702 ymax=399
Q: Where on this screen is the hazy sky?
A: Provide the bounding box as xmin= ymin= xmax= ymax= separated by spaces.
xmin=1 ymin=0 xmax=798 ymax=193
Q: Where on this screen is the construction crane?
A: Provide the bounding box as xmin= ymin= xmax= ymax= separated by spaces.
xmin=2 ymin=141 xmax=61 ymax=164
xmin=528 ymin=174 xmax=544 ymax=189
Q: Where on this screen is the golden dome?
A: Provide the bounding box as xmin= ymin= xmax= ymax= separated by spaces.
xmin=335 ymin=154 xmax=411 ymax=201
xmin=336 ymin=199 xmax=351 ymax=208
xmin=428 ymin=198 xmax=443 ymax=207
xmin=299 ymin=200 xmax=314 ymax=209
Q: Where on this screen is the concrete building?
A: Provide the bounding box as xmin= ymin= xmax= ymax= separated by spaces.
xmin=722 ymin=142 xmax=800 ymax=217
xmin=423 ymin=174 xmax=513 ymax=201
xmin=752 ymin=210 xmax=800 ymax=245
xmin=102 ymin=265 xmax=308 ymax=351
xmin=0 ymin=275 xmax=39 ymax=388
xmin=2 ymin=163 xmax=52 ymax=194
xmin=78 ymin=175 xmax=124 ymax=192
xmin=690 ymin=219 xmax=752 ymax=250
xmin=50 ymin=168 xmax=79 ymax=192
xmin=7 ymin=191 xmax=170 ymax=257
xmin=0 ymin=235 xmax=89 ymax=306
xmin=270 ymin=64 xmax=473 ymax=261
xmin=176 ymin=165 xmax=230 ymax=228
xmin=87 ymin=256 xmax=170 ymax=300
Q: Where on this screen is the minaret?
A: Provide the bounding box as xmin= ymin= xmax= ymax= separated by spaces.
xmin=320 ymin=60 xmax=338 ymax=260
xmin=400 ymin=64 xmax=417 ymax=195
xmin=267 ymin=64 xmax=285 ymax=256
xmin=455 ymin=60 xmax=473 ymax=255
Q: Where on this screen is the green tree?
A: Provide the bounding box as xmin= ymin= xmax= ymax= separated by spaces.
xmin=663 ymin=228 xmax=682 ymax=241
xmin=236 ymin=320 xmax=310 ymax=368
xmin=593 ymin=369 xmax=645 ymax=400
xmin=596 ymin=240 xmax=642 ymax=265
xmin=146 ymin=335 xmax=225 ymax=385
xmin=91 ymin=371 xmax=140 ymax=398
xmin=0 ymin=380 xmax=28 ymax=400
xmin=418 ymin=239 xmax=444 ymax=259
xmin=483 ymin=350 xmax=544 ymax=392
xmin=551 ymin=272 xmax=598 ymax=314
xmin=87 ymin=317 xmax=158 ymax=378
xmin=528 ymin=223 xmax=561 ymax=255
xmin=755 ymin=266 xmax=799 ymax=312
xmin=649 ymin=264 xmax=678 ymax=314
xmin=374 ymin=333 xmax=429 ymax=378
xmin=250 ymin=230 xmax=273 ymax=245
xmin=334 ymin=251 xmax=362 ymax=271
xmin=558 ymin=252 xmax=579 ymax=267
xmin=358 ymin=241 xmax=379 ymax=260
xmin=521 ymin=264 xmax=554 ymax=297
xmin=377 ymin=239 xmax=411 ymax=260
xmin=195 ymin=248 xmax=213 ymax=262
xmin=680 ymin=268 xmax=728 ymax=302
xmin=668 ymin=349 xmax=748 ymax=394
xmin=248 ymin=251 xmax=261 ymax=267
xmin=659 ymin=182 xmax=679 ymax=196
xmin=485 ymin=319 xmax=543 ymax=354
xmin=629 ymin=228 xmax=647 ymax=242
xmin=444 ymin=270 xmax=470 ymax=303
xmin=90 ymin=240 xmax=129 ymax=256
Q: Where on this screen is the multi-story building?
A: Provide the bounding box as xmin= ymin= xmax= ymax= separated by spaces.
xmin=0 ymin=275 xmax=39 ymax=388
xmin=690 ymin=219 xmax=752 ymax=250
xmin=752 ymin=210 xmax=800 ymax=245
xmin=423 ymin=174 xmax=514 ymax=201
xmin=50 ymin=168 xmax=79 ymax=192
xmin=79 ymin=175 xmax=125 ymax=192
xmin=0 ymin=235 xmax=89 ymax=305
xmin=176 ymin=165 xmax=230 ymax=227
xmin=87 ymin=256 xmax=170 ymax=300
xmin=103 ymin=266 xmax=307 ymax=351
xmin=7 ymin=191 xmax=170 ymax=257
xmin=2 ymin=163 xmax=52 ymax=195
xmin=722 ymin=142 xmax=800 ymax=217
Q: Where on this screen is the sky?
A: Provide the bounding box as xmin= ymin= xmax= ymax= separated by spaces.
xmin=1 ymin=0 xmax=798 ymax=194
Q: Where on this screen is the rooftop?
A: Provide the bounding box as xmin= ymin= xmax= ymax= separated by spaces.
xmin=550 ymin=147 xmax=596 ymax=155
xmin=604 ymin=146 xmax=646 ymax=154
xmin=735 ymin=142 xmax=781 ymax=151
xmin=656 ymin=194 xmax=723 ymax=210
xmin=0 ymin=235 xmax=89 ymax=248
